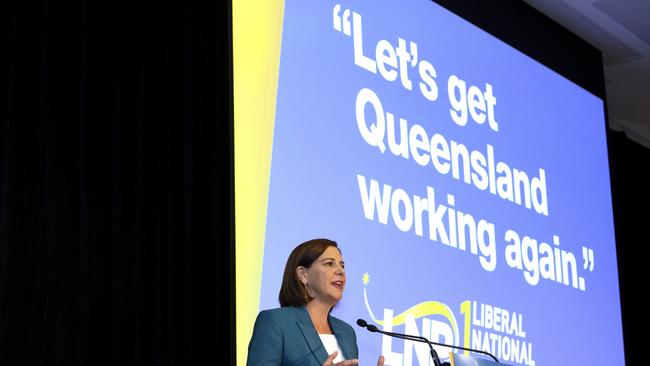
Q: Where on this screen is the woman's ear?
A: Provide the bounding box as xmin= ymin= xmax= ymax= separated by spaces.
xmin=296 ymin=266 xmax=308 ymax=285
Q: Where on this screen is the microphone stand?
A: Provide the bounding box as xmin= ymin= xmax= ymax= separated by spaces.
xmin=374 ymin=327 xmax=446 ymax=366
xmin=357 ymin=319 xmax=499 ymax=364
xmin=358 ymin=320 xmax=445 ymax=366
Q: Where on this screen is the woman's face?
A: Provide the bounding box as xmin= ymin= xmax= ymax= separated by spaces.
xmin=302 ymin=246 xmax=346 ymax=306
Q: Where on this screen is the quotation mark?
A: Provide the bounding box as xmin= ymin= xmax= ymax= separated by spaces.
xmin=582 ymin=246 xmax=594 ymax=272
xmin=333 ymin=4 xmax=352 ymax=36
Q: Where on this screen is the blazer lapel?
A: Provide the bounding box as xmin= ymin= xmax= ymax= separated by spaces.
xmin=294 ymin=307 xmax=329 ymax=363
xmin=330 ymin=317 xmax=354 ymax=360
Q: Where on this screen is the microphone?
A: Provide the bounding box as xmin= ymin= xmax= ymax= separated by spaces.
xmin=357 ymin=319 xmax=447 ymax=366
xmin=357 ymin=319 xmax=499 ymax=364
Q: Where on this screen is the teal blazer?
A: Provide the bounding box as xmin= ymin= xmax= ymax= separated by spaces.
xmin=247 ymin=306 xmax=359 ymax=366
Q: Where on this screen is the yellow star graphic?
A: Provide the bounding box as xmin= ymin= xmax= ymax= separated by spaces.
xmin=362 ymin=272 xmax=370 ymax=286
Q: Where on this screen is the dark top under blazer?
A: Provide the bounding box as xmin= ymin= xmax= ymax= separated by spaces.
xmin=247 ymin=306 xmax=359 ymax=366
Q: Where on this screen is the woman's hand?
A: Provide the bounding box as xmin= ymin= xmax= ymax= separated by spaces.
xmin=322 ymin=351 xmax=358 ymax=366
xmin=321 ymin=352 xmax=385 ymax=366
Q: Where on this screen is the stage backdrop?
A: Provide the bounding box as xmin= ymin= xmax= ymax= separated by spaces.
xmin=235 ymin=1 xmax=625 ymax=365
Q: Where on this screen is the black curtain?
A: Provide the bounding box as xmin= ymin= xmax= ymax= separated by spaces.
xmin=1 ymin=0 xmax=232 ymax=364
xmin=608 ymin=130 xmax=648 ymax=366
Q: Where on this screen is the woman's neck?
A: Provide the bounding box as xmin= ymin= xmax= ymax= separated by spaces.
xmin=306 ymin=300 xmax=333 ymax=334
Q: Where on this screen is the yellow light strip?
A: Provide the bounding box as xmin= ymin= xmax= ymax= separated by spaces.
xmin=233 ymin=0 xmax=285 ymax=365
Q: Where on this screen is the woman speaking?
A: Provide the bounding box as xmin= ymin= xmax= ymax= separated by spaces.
xmin=247 ymin=238 xmax=385 ymax=366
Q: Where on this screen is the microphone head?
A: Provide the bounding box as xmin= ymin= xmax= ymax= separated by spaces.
xmin=367 ymin=324 xmax=379 ymax=332
xmin=356 ymin=319 xmax=368 ymax=328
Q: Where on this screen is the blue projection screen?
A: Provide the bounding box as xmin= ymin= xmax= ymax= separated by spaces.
xmin=257 ymin=1 xmax=624 ymax=365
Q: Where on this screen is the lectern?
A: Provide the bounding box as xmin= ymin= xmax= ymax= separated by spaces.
xmin=449 ymin=352 xmax=511 ymax=366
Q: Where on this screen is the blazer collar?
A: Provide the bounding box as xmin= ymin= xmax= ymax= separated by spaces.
xmin=293 ymin=306 xmax=353 ymax=363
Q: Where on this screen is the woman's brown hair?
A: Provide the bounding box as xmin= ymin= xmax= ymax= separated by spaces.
xmin=278 ymin=238 xmax=339 ymax=307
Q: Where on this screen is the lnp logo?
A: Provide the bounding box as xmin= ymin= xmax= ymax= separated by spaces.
xmin=361 ymin=273 xmax=536 ymax=365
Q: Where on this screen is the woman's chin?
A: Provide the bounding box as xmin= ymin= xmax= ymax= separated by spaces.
xmin=330 ymin=292 xmax=343 ymax=303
